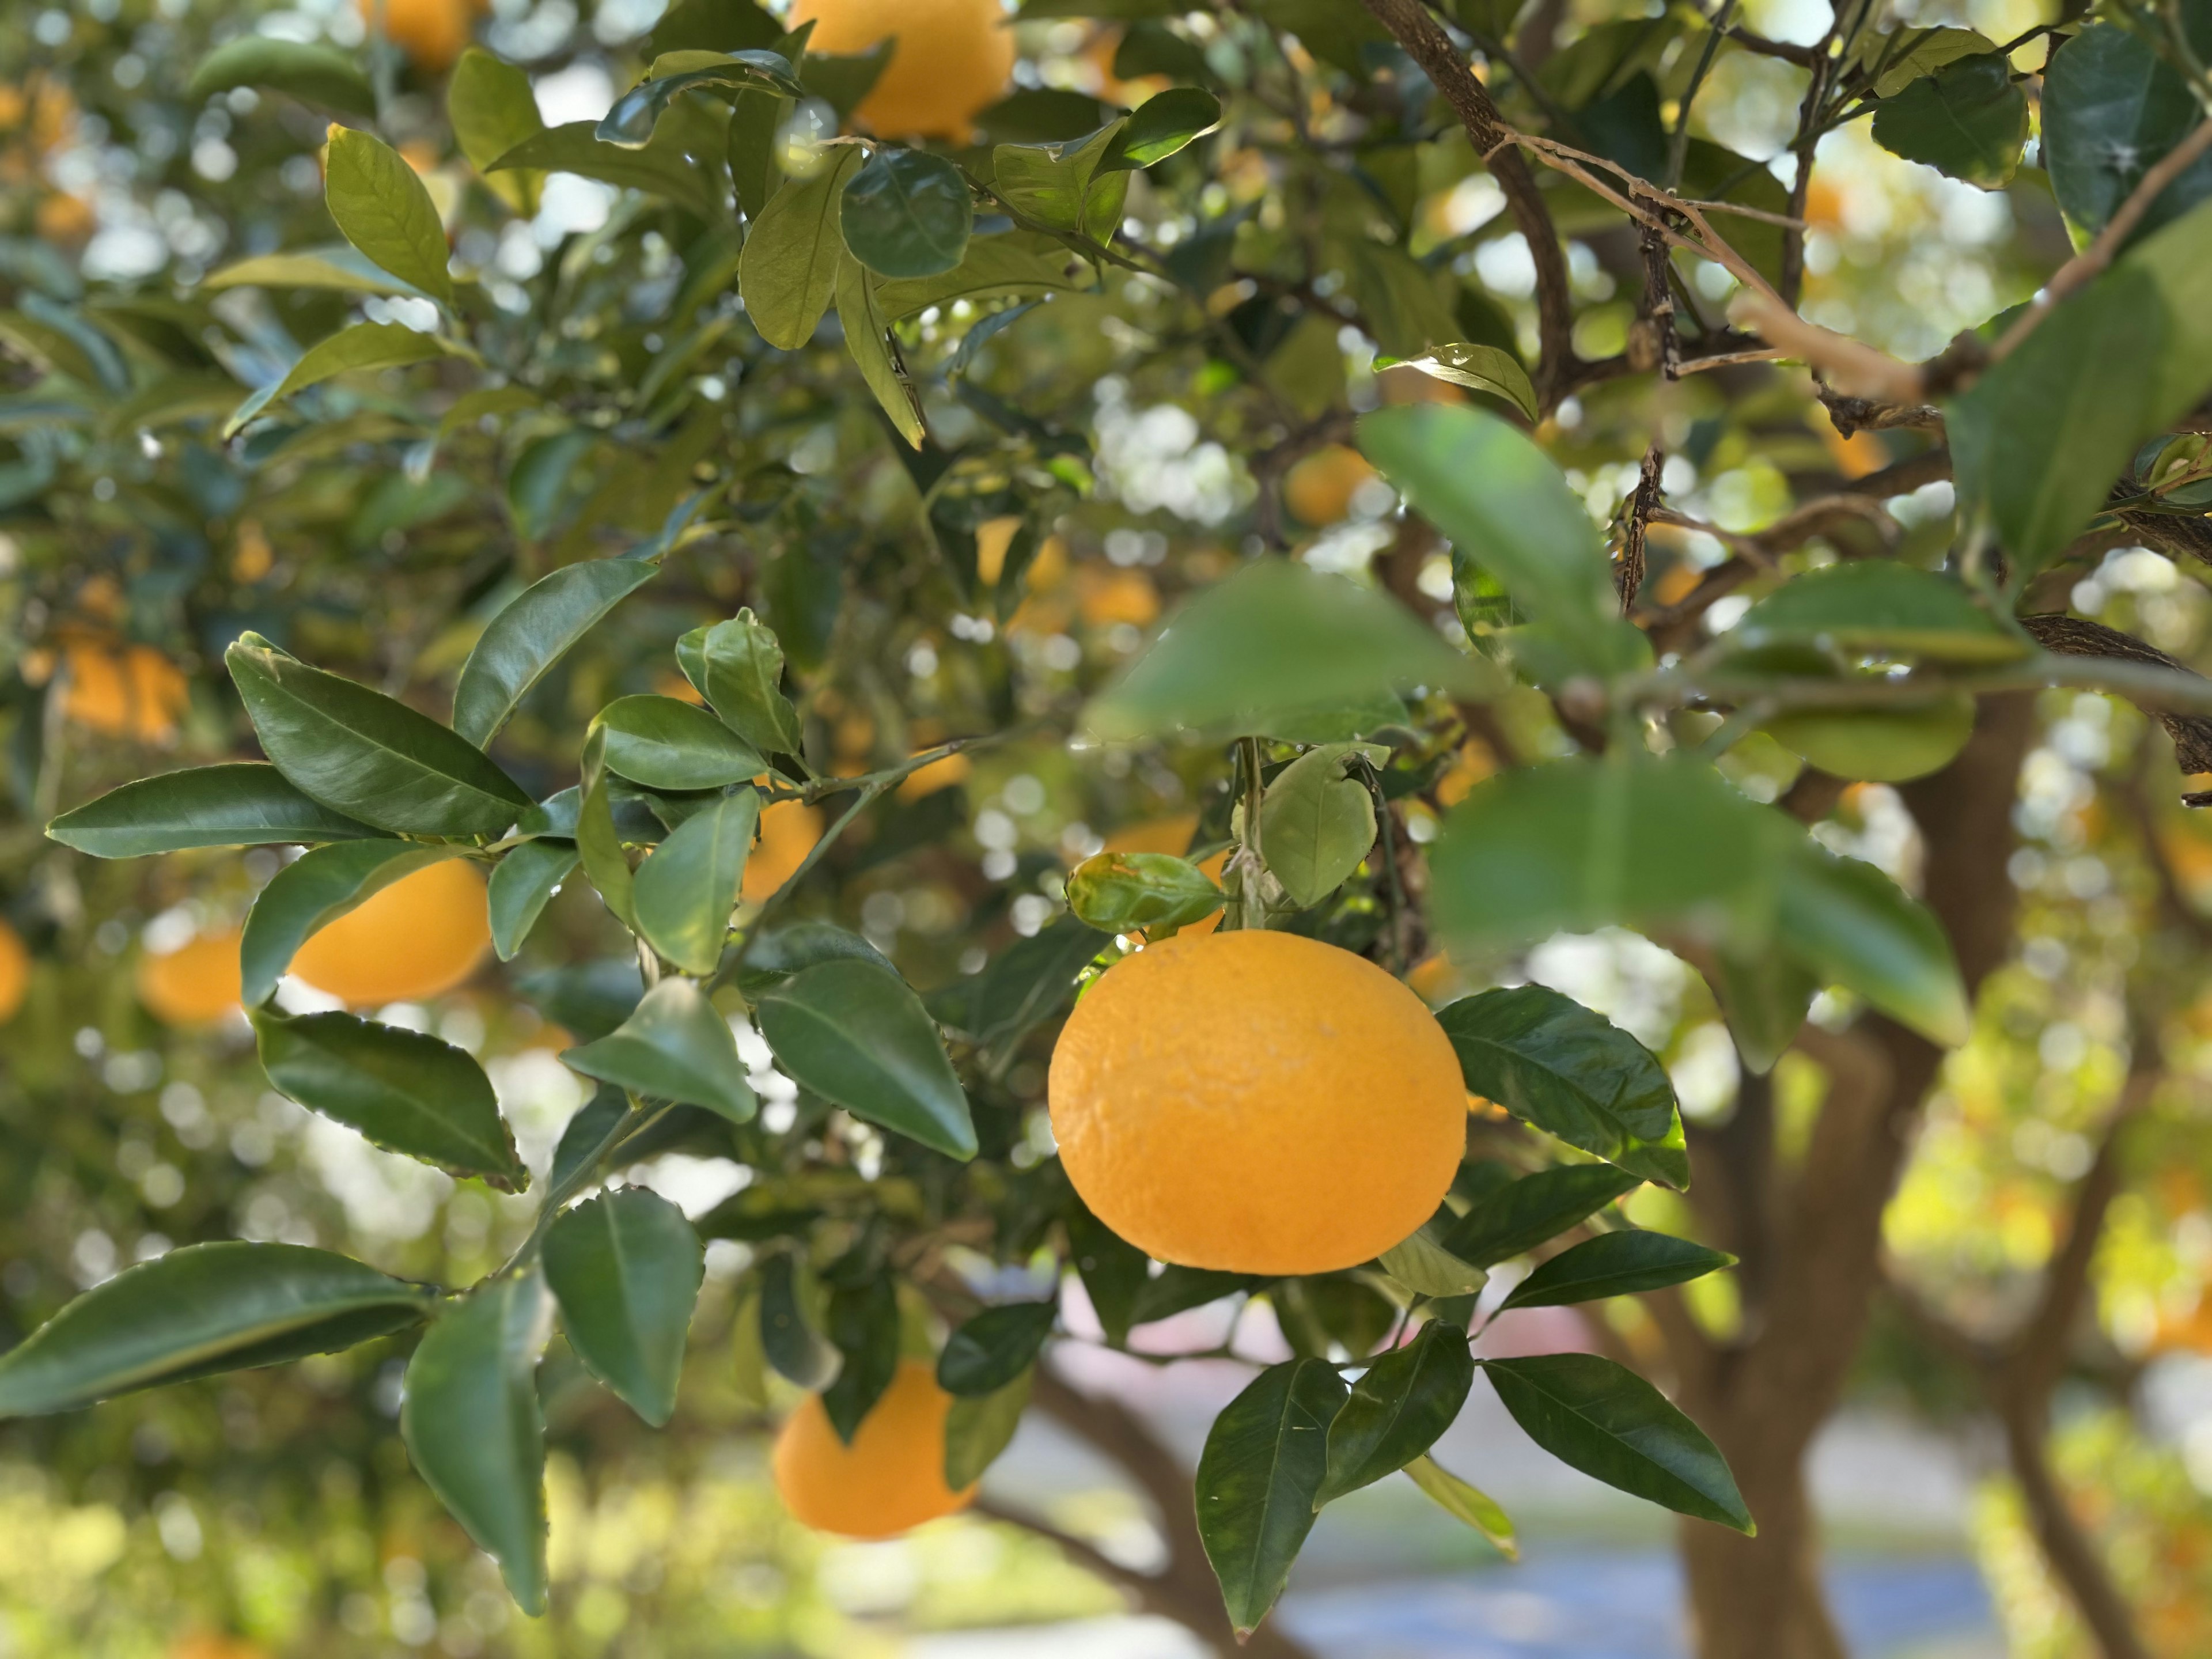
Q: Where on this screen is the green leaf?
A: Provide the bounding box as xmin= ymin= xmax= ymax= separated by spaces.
xmin=487 ymin=123 xmax=722 ymax=221
xmin=873 ymin=229 xmax=1086 ymax=320
xmin=737 ymin=922 xmax=900 ymax=992
xmin=1437 ymin=986 xmax=1688 ymax=1190
xmin=759 ymin=1252 xmax=840 ymax=1388
xmin=225 ymin=321 xmax=464 ymax=436
xmin=255 ymin=1009 xmax=527 ymax=1189
xmin=454 ymin=558 xmax=662 ymax=747
xmin=2043 ymin=24 xmax=2212 ymax=240
xmin=550 ymin=1088 xmax=629 ymax=1192
xmin=1083 ymin=558 xmax=1490 ymax=743
xmin=756 ymin=959 xmax=977 ymax=1158
xmin=840 ymin=149 xmax=974 ymax=279
xmin=2119 ymin=199 xmax=2212 ymax=430
xmin=1348 ymin=243 xmax=1461 ymax=360
xmin=1259 ymin=741 xmax=1384 ymax=910
xmin=1862 ymin=25 xmax=1999 ymax=98
xmin=927 ymin=915 xmax=1107 ymax=1056
xmin=1480 ymin=1354 xmax=1752 ymax=1532
xmin=1196 ymin=1358 xmax=1348 ymax=1638
xmin=543 ymin=1188 xmax=703 ymax=1426
xmin=1778 ymin=840 xmax=1970 ymax=1046
xmin=597 ymin=694 xmax=767 ymax=790
xmin=993 ymin=122 xmax=1128 ymax=241
xmin=675 ymin=610 xmax=804 ymax=756
xmin=1377 ymin=1211 xmax=1490 ymax=1297
xmin=203 ymin=245 xmax=428 ymax=297
xmin=1725 ymin=560 xmax=2028 ymax=665
xmin=944 ymin=1367 xmax=1033 ymax=1488
xmin=740 ymin=147 xmax=862 ymax=349
xmin=47 ymin=763 xmax=379 ymax=858
xmin=1101 ymin=85 xmax=1222 ymax=169
xmin=634 ymin=789 xmax=757 ymax=975
xmin=835 ymin=253 xmax=926 ymax=446
xmin=0 ymin=1243 xmax=433 ymax=1419
xmin=1316 ymin=1321 xmax=1473 ymax=1506
xmin=1404 ymin=1453 xmax=1518 ymax=1559
xmin=937 ymin=1301 xmax=1056 ymax=1397
xmin=1444 ymin=1164 xmax=1642 ymax=1268
xmin=1358 ymin=404 xmax=1649 ymax=680
xmin=821 ymin=1272 xmax=900 ymax=1442
xmin=597 ymin=50 xmax=806 ymax=147
xmin=487 ymin=839 xmax=579 ymax=962
xmin=240 ymin=840 xmax=468 ymax=1006
xmin=800 ymin=44 xmax=893 ymax=121
xmin=1065 ymin=851 xmax=1224 ymax=935
xmin=1065 ymin=1199 xmax=1149 ymax=1346
xmin=324 ymin=127 xmax=454 ymax=305
xmin=186 ymin=36 xmax=375 ymax=116
xmin=1375 ymin=343 xmax=1538 ymax=421
xmin=1870 ymin=54 xmax=2027 ymax=188
xmin=1499 ymin=1229 xmax=1734 ymax=1310
xmin=562 ymin=979 xmax=759 ymax=1124
xmin=226 ymin=634 xmax=531 ymax=838
xmin=574 ymin=725 xmax=638 ymax=930
xmin=449 ymin=47 xmax=544 ymax=215
xmin=1429 ymin=756 xmax=1792 ymax=959
xmin=400 ymin=1272 xmax=552 ymax=1615
xmin=1708 ymin=945 xmax=1816 ymax=1074
xmin=1947 ymin=265 xmax=2163 ymax=577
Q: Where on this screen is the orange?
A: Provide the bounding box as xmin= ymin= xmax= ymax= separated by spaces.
xmin=1283 ymin=445 xmax=1377 ymax=527
xmin=289 ymin=859 xmax=490 ymax=1006
xmin=790 ymin=0 xmax=1015 ymax=139
xmin=743 ymin=800 xmax=824 ymax=905
xmin=168 ymin=1637 xmax=268 ymax=1659
xmin=772 ymin=1360 xmax=976 ymax=1537
xmin=1075 ymin=567 xmax=1159 ymax=628
xmin=60 ymin=642 xmax=189 ymax=743
xmin=898 ymin=752 xmax=971 ymax=800
xmin=1049 ymin=929 xmax=1465 ymax=1274
xmin=975 ymin=516 xmax=1021 ymax=588
xmin=137 ymin=929 xmax=244 ymax=1026
xmin=358 ymin=0 xmax=477 ymax=70
xmin=0 ymin=918 xmax=26 ymax=1024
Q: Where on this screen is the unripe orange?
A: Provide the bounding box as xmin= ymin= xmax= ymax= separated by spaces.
xmin=137 ymin=929 xmax=244 ymax=1026
xmin=1049 ymin=930 xmax=1465 ymax=1274
xmin=772 ymin=1361 xmax=976 ymax=1537
xmin=789 ymin=0 xmax=1016 ymax=139
xmin=289 ymin=859 xmax=490 ymax=1006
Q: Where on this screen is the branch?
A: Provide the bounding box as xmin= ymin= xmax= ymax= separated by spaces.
xmin=2017 ymin=613 xmax=2212 ymax=793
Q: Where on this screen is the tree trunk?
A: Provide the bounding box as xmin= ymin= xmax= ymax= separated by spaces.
xmin=1681 ymin=1450 xmax=1846 ymax=1659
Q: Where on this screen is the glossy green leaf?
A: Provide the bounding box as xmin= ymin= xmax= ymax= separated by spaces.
xmin=549 ymin=1088 xmax=630 ymax=1193
xmin=836 ymin=253 xmax=926 ymax=446
xmin=1443 ymin=1164 xmax=1642 ymax=1268
xmin=324 ymin=127 xmax=454 ymax=304
xmin=873 ymin=229 xmax=1086 ymax=319
xmin=675 ymin=610 xmax=804 ymax=756
xmin=1065 ymin=1199 xmax=1149 ymax=1347
xmin=937 ymin=1301 xmax=1057 ymax=1397
xmin=1259 ymin=741 xmax=1384 ymax=910
xmin=1101 ymin=85 xmax=1223 ymax=169
xmin=453 ymin=556 xmax=662 ymax=747
xmin=0 ymin=1243 xmax=434 ymax=1418
xmin=927 ymin=916 xmax=1107 ymax=1058
xmin=575 ymin=726 xmax=638 ymax=930
xmin=840 ymin=148 xmax=973 ymax=279
xmin=47 ymin=763 xmax=378 ymax=858
xmin=1437 ymin=985 xmax=1689 ymax=1190
xmin=186 ymin=36 xmax=375 ymax=115
xmin=255 ymin=1009 xmax=527 ymax=1189
xmin=240 ymin=840 xmax=468 ymax=1005
xmin=756 ymin=959 xmax=976 ymax=1158
xmin=1358 ymin=404 xmax=1649 ymax=680
xmin=944 ymin=1366 xmax=1032 ymax=1488
xmin=203 ymin=245 xmax=426 ymax=296
xmin=543 ymin=1188 xmax=704 ymax=1426
xmin=1316 ymin=1320 xmax=1473 ymax=1506
xmin=821 ymin=1272 xmax=899 ymax=1442
xmin=740 ymin=147 xmax=861 ymax=349
xmin=1480 ymin=1354 xmax=1752 ymax=1532
xmin=759 ymin=1252 xmax=840 ymax=1388
xmin=1196 ymin=1357 xmax=1348 ymax=1638
xmin=487 ymin=123 xmax=722 ymax=220
xmin=1499 ymin=1229 xmax=1734 ymax=1311
xmin=1777 ymin=840 xmax=1970 ymax=1047
xmin=1065 ymin=851 xmax=1223 ymax=935
xmin=597 ymin=695 xmax=766 ymax=790
xmin=226 ymin=634 xmax=531 ymax=838
xmin=2043 ymin=25 xmax=2212 ymax=240
xmin=1082 ymin=558 xmax=1490 ymax=743
xmin=1871 ymin=54 xmax=2027 ymax=188
xmin=1727 ymin=559 xmax=2028 ymax=666
xmin=448 ymin=47 xmax=544 ymax=214
xmin=736 ymin=921 xmax=900 ymax=993
xmin=562 ymin=978 xmax=758 ymax=1124
xmin=993 ymin=122 xmax=1128 ymax=241
xmin=1375 ymin=343 xmax=1539 ymax=421
xmin=401 ymin=1272 xmax=552 ymax=1614
xmin=225 ymin=321 xmax=464 ymax=436
xmin=597 ymin=49 xmax=806 ymax=147
xmin=1134 ymin=1266 xmax=1264 ymax=1327
xmin=634 ymin=789 xmax=757 ymax=975
xmin=1404 ymin=1454 xmax=1518 ymax=1559
xmin=487 ymin=839 xmax=579 ymax=962
xmin=1377 ymin=1212 xmax=1489 ymax=1297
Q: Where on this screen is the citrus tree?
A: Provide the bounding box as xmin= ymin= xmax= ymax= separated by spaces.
xmin=4 ymin=0 xmax=2212 ymax=1654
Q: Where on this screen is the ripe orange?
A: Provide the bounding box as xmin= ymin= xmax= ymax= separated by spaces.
xmin=790 ymin=0 xmax=1016 ymax=139
xmin=137 ymin=929 xmax=244 ymax=1026
xmin=1283 ymin=445 xmax=1377 ymax=527
xmin=289 ymin=859 xmax=490 ymax=1006
xmin=167 ymin=1635 xmax=268 ymax=1659
xmin=1075 ymin=567 xmax=1160 ymax=628
xmin=358 ymin=0 xmax=478 ymax=70
xmin=0 ymin=918 xmax=27 ymax=1024
xmin=975 ymin=516 xmax=1021 ymax=588
xmin=1049 ymin=929 xmax=1465 ymax=1274
xmin=898 ymin=751 xmax=972 ymax=800
xmin=60 ymin=641 xmax=188 ymax=743
xmin=772 ymin=1360 xmax=976 ymax=1537
xmin=743 ymin=800 xmax=824 ymax=905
